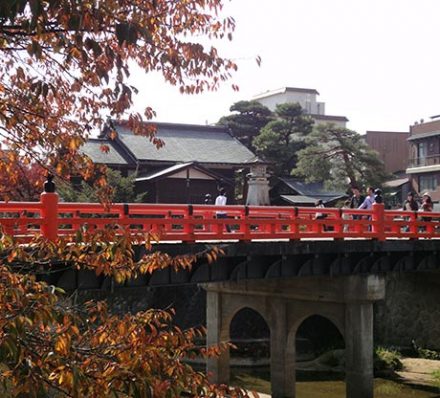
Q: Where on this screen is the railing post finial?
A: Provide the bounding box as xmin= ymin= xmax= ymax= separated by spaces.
xmin=44 ymin=173 xmax=56 ymax=193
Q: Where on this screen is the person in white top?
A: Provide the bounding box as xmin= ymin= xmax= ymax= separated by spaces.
xmin=358 ymin=187 xmax=375 ymax=230
xmin=314 ymin=199 xmax=326 ymax=219
xmin=358 ymin=187 xmax=375 ymax=210
xmin=215 ymin=188 xmax=231 ymax=232
xmin=215 ymin=189 xmax=227 ymax=206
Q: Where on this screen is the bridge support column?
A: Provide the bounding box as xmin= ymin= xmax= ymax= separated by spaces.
xmin=344 ymin=275 xmax=382 ymax=398
xmin=270 ymin=299 xmax=294 ymax=398
xmin=206 ymin=290 xmax=229 ymax=384
xmin=345 ymin=302 xmax=374 ymax=398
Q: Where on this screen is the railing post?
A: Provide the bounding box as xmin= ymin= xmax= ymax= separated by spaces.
xmin=372 ymin=203 xmax=385 ymax=240
xmin=409 ymin=211 xmax=418 ymax=236
xmin=40 ymin=175 xmax=59 ymax=242
xmin=290 ymin=207 xmax=299 ymax=240
xmin=243 ymin=206 xmax=250 ymax=240
xmin=120 ymin=203 xmax=130 ymax=232
xmin=185 ymin=205 xmax=195 ymax=242
xmin=334 ymin=208 xmax=343 ymax=239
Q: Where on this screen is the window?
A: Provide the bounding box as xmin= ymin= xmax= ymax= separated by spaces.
xmin=419 ymin=175 xmax=438 ymax=192
xmin=418 ymin=142 xmax=427 ymax=159
xmin=304 ymin=94 xmax=311 ymax=114
xmin=416 ymin=142 xmax=428 ymax=166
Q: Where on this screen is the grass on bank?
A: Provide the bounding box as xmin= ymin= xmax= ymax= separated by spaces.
xmin=231 ymin=370 xmax=440 ymax=398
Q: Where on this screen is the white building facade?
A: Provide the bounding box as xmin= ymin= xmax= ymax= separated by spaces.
xmin=253 ymin=87 xmax=348 ymax=128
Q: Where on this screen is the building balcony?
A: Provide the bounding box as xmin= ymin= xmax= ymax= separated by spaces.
xmin=407 ymin=155 xmax=440 ymax=174
xmin=409 ymin=155 xmax=440 ymax=167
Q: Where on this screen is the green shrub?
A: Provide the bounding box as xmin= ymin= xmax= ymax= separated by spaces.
xmin=374 ymin=346 xmax=403 ymax=372
xmin=412 ymin=340 xmax=440 ymax=360
xmin=431 ymin=369 xmax=440 ymax=388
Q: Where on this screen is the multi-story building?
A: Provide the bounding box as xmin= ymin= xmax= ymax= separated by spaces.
xmin=406 ymin=117 xmax=440 ymax=201
xmin=252 ymin=87 xmax=349 ymax=127
xmin=365 ymin=131 xmax=410 ymax=174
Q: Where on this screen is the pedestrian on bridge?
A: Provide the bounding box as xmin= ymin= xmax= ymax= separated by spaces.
xmin=215 ymin=188 xmax=231 ymax=232
xmin=350 ymin=186 xmax=365 ymax=208
xmin=403 ymin=192 xmax=419 ymax=211
xmin=350 ymin=185 xmax=365 ymax=221
xmin=358 ymin=187 xmax=375 ymax=210
xmin=421 ymin=192 xmax=433 ymax=213
xmin=420 ymin=192 xmax=433 ymax=225
xmin=204 ymin=193 xmax=213 ymax=205
xmin=402 ymin=191 xmax=419 ymax=232
xmin=314 ymin=199 xmax=328 ymax=231
xmin=374 ymin=188 xmax=383 ymax=204
xmin=358 ymin=187 xmax=375 ymax=231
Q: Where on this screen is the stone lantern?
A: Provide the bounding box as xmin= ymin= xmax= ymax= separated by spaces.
xmin=246 ymin=163 xmax=270 ymax=206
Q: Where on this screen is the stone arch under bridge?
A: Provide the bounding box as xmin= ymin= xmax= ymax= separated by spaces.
xmin=289 ymin=314 xmax=346 ymax=392
xmin=204 ymin=274 xmax=383 ymax=398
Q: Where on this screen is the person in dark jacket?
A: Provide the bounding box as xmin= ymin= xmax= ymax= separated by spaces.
xmin=349 ymin=186 xmax=365 ymax=209
xmin=402 ymin=191 xmax=418 ymax=232
xmin=403 ymin=192 xmax=419 ymax=211
xmin=350 ymin=186 xmax=365 ymax=220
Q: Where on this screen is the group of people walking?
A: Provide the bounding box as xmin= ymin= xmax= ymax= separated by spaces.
xmin=205 ymin=185 xmax=435 ymax=234
xmin=315 ymin=186 xmax=434 ymax=228
xmin=347 ymin=186 xmax=383 ymax=211
xmin=312 ymin=186 xmax=435 ymax=233
xmin=346 ymin=186 xmax=432 ymax=213
xmin=403 ymin=191 xmax=433 ymax=213
xmin=318 ymin=186 xmax=383 ymax=222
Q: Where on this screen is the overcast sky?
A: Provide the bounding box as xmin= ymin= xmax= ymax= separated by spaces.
xmin=129 ymin=0 xmax=440 ymax=134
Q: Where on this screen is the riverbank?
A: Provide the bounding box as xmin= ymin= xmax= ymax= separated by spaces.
xmin=395 ymin=358 xmax=440 ymax=389
xmin=233 ymin=357 xmax=440 ymax=397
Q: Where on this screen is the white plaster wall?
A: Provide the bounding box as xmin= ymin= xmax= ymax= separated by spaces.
xmin=315 ymin=118 xmax=347 ymax=128
xmin=257 ymin=92 xmax=318 ymax=113
xmin=169 ymin=169 xmax=215 ymax=180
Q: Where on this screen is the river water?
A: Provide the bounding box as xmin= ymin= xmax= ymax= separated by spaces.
xmin=231 ymin=369 xmax=440 ymax=397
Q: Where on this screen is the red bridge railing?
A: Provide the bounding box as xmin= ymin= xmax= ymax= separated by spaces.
xmin=0 ymin=192 xmax=439 ymax=242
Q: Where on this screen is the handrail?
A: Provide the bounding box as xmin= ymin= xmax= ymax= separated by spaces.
xmin=1 ymin=192 xmax=440 ymax=242
xmin=408 ymin=155 xmax=440 ymax=167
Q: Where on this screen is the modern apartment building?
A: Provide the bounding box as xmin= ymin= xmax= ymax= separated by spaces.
xmin=252 ymin=87 xmax=349 ymax=127
xmin=365 ymin=131 xmax=410 ymax=174
xmin=406 ymin=117 xmax=440 ymax=201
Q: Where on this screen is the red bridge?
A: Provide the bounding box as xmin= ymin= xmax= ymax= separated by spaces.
xmin=0 ymin=191 xmax=438 ymax=242
xmin=3 ymin=190 xmax=440 ymax=398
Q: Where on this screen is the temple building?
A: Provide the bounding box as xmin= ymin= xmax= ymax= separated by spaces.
xmin=82 ymin=121 xmax=262 ymax=204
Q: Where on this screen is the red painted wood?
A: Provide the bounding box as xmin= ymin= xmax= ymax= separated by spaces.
xmin=1 ymin=199 xmax=440 ymax=242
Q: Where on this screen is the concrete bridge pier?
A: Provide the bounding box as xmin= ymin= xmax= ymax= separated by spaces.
xmin=204 ymin=275 xmax=385 ymax=398
xmin=206 ymin=290 xmax=230 ymax=384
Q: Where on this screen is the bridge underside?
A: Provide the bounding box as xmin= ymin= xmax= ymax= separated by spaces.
xmin=50 ymin=240 xmax=440 ymax=291
xmin=42 ymin=239 xmax=439 ymax=398
xmin=205 ymin=275 xmax=385 ymax=398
